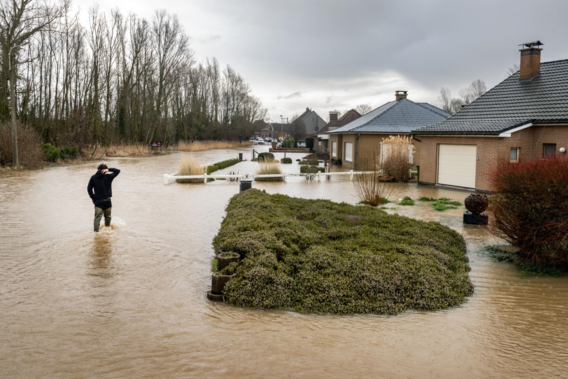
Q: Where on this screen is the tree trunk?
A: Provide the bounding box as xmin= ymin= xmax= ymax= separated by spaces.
xmin=11 ymin=57 xmax=18 ymax=166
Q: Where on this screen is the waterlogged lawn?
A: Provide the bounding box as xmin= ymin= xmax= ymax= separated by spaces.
xmin=213 ymin=190 xmax=474 ymax=315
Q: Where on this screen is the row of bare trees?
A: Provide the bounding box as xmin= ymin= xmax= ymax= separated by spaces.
xmin=1 ymin=0 xmax=266 ymax=154
xmin=437 ymin=79 xmax=487 ymax=114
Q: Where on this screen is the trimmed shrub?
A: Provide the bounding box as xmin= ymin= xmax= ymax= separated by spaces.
xmin=213 ymin=190 xmax=474 ymax=314
xmin=207 ymin=158 xmax=241 ymax=174
xmin=299 ymin=159 xmax=319 ymax=166
xmin=282 ymin=137 xmax=295 ymax=148
xmin=305 ymin=136 xmax=314 ymax=150
xmin=490 ymin=157 xmax=568 ymax=268
xmin=41 ymin=143 xmax=61 ymax=162
xmin=60 ymin=146 xmax=79 ymax=159
xmin=300 ymin=166 xmax=324 ymax=174
xmin=257 ymin=152 xmax=275 ymax=162
xmin=281 ymin=157 xmax=292 ymax=164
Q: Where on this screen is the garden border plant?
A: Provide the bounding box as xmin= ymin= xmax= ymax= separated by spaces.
xmin=211 ymin=189 xmax=474 ymax=315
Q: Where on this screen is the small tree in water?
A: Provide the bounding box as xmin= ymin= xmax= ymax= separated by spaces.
xmin=353 ymin=150 xmax=392 ymax=206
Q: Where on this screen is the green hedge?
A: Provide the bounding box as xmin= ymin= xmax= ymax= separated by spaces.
xmin=281 ymin=157 xmax=292 ymax=164
xmin=300 ymin=166 xmax=325 ymax=174
xmin=212 ymin=190 xmax=474 ymax=314
xmin=207 ymin=158 xmax=241 ymax=174
xmin=299 ymin=159 xmax=320 ymax=166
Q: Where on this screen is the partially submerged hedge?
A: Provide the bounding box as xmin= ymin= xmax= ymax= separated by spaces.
xmin=207 ymin=158 xmax=241 ymax=174
xmin=213 ymin=190 xmax=473 ymax=315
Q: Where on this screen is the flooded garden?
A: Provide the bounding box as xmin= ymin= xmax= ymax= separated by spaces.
xmin=1 ymin=146 xmax=567 ymax=378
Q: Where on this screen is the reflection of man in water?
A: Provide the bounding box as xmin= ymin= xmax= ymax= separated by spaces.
xmin=87 ymin=163 xmax=120 ymax=232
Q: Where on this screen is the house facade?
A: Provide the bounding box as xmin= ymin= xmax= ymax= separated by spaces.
xmin=314 ymin=110 xmax=361 ymax=153
xmin=326 ymin=92 xmax=450 ymax=170
xmin=269 ymin=123 xmax=292 ymax=139
xmin=414 ymin=42 xmax=568 ymax=192
xmin=291 ymin=108 xmax=327 ymax=138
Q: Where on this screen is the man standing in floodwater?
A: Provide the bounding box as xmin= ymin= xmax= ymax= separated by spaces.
xmin=87 ymin=163 xmax=120 ymax=232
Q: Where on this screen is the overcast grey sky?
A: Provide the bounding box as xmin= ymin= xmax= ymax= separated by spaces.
xmin=76 ymin=0 xmax=568 ymax=122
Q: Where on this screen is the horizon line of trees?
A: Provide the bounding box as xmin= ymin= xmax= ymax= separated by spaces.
xmin=0 ymin=0 xmax=266 ymax=149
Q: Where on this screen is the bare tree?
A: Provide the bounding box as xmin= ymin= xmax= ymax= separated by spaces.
xmin=0 ymin=0 xmax=67 ymax=165
xmin=0 ymin=4 xmax=266 ymax=161
xmin=437 ymin=79 xmax=487 ymax=115
xmin=506 ymin=64 xmax=520 ymax=77
xmin=355 ymin=104 xmax=372 ymax=115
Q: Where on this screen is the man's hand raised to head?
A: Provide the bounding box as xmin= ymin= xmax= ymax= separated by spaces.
xmin=101 ymin=169 xmax=109 ymax=174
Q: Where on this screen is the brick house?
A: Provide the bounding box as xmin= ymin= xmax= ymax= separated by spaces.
xmin=269 ymin=123 xmax=292 ymax=139
xmin=314 ymin=109 xmax=361 ymax=153
xmin=326 ymin=91 xmax=450 ymax=170
xmin=413 ymin=41 xmax=568 ymax=192
xmin=291 ymin=108 xmax=327 ymax=138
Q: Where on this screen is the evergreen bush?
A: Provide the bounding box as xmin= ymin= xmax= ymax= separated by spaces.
xmin=281 ymin=157 xmax=292 ymax=164
xmin=41 ymin=143 xmax=61 ymax=162
xmin=213 ymin=190 xmax=474 ymax=314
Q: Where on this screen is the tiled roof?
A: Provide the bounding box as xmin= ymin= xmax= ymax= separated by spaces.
xmin=414 ymin=59 xmax=568 ymax=135
xmin=316 ymin=109 xmax=361 ymax=134
xmin=327 ymin=99 xmax=450 ymax=134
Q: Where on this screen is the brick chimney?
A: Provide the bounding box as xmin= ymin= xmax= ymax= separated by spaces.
xmin=329 ymin=111 xmax=339 ymax=121
xmin=395 ymin=91 xmax=408 ymax=101
xmin=519 ymin=41 xmax=543 ymax=80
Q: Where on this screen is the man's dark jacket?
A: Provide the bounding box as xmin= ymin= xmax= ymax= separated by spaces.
xmin=87 ymin=168 xmax=120 ymax=205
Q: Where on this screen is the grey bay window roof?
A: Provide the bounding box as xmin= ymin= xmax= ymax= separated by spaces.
xmin=327 ymin=98 xmax=450 ymax=134
xmin=414 ymin=59 xmax=568 ymax=135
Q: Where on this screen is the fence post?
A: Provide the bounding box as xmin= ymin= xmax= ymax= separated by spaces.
xmin=350 ymin=170 xmax=353 ymax=180
xmin=204 ymin=172 xmax=208 ymax=183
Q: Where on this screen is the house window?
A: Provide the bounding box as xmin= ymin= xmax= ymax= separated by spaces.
xmin=345 ymin=142 xmax=353 ymax=162
xmin=332 ymin=141 xmax=337 ymax=158
xmin=315 ymin=126 xmax=319 ymax=132
xmin=510 ymin=148 xmax=520 ymax=163
xmin=543 ymin=144 xmax=556 ymax=158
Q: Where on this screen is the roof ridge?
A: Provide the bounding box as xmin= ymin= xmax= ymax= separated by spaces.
xmin=414 ymin=101 xmax=451 ymax=118
xmin=350 ymin=100 xmax=402 ymax=132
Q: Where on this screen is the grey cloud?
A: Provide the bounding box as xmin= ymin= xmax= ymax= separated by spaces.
xmin=79 ymin=0 xmax=568 ymax=120
xmin=277 ymin=91 xmax=304 ymax=100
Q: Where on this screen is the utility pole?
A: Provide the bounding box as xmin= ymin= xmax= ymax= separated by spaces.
xmin=9 ymin=44 xmax=20 ymax=167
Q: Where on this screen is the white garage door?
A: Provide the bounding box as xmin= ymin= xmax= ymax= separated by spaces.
xmin=438 ymin=144 xmax=477 ymax=188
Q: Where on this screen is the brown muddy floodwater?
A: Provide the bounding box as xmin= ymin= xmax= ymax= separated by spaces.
xmin=1 ymin=146 xmax=567 ymax=378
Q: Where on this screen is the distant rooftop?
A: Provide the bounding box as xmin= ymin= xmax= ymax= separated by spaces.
xmin=327 ymin=99 xmax=450 ymax=134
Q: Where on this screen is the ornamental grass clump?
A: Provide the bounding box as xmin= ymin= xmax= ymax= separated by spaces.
xmin=213 ymin=189 xmax=474 ymax=315
xmin=176 ymin=156 xmax=205 ymax=183
xmin=381 ymin=135 xmax=414 ymax=182
xmin=490 ymin=157 xmax=568 ymax=269
xmin=255 ymin=162 xmax=283 ymax=181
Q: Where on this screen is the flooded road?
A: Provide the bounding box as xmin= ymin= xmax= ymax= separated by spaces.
xmin=1 ymin=147 xmax=567 ymax=378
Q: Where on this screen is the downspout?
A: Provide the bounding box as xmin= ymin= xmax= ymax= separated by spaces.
xmin=411 ymin=134 xmax=421 ymax=143
xmin=355 ymin=133 xmax=361 ymax=170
